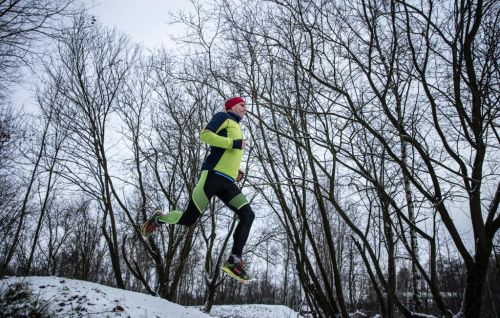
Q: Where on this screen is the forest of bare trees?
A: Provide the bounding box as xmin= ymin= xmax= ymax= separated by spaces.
xmin=0 ymin=0 xmax=499 ymax=317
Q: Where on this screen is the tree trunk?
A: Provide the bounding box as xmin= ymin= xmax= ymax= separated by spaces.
xmin=381 ymin=198 xmax=396 ymax=318
xmin=462 ymin=244 xmax=492 ymax=318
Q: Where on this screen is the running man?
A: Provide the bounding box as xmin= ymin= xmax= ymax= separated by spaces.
xmin=141 ymin=96 xmax=255 ymax=282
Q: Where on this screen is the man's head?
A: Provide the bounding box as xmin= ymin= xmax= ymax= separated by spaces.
xmin=225 ymin=97 xmax=247 ymax=119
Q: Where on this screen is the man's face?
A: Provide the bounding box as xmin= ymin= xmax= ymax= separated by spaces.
xmin=229 ymin=102 xmax=248 ymax=118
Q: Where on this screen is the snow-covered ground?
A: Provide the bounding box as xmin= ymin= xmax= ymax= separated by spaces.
xmin=0 ymin=276 xmax=303 ymax=318
xmin=210 ymin=305 xmax=301 ymax=318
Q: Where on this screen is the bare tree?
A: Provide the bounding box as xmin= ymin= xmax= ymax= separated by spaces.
xmin=24 ymin=81 xmax=67 ymax=274
xmin=44 ymin=14 xmax=138 ymax=288
xmin=398 ymin=1 xmax=500 ymax=316
xmin=0 ymin=0 xmax=77 ymax=101
xmin=0 ymin=98 xmax=53 ymax=277
xmin=44 ymin=200 xmax=72 ymax=276
xmin=0 ymin=104 xmax=24 ymax=276
xmin=0 ymin=0 xmax=78 ymax=277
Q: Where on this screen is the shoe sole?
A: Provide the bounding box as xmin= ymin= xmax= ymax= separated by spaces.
xmin=220 ymin=266 xmax=254 ymax=284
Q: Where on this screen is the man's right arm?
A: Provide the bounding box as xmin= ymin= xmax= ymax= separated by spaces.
xmin=200 ymin=112 xmax=243 ymax=149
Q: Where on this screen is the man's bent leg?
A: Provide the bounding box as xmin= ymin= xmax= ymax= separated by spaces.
xmin=158 ymin=171 xmax=212 ymax=226
xmin=231 ymin=204 xmax=255 ymax=257
xmin=219 ymin=190 xmax=254 ymax=281
xmin=218 ymin=188 xmax=255 ymax=258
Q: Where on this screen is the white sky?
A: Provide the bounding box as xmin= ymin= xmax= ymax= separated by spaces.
xmin=14 ymin=0 xmax=195 ymax=112
xmin=86 ymin=0 xmax=194 ymax=49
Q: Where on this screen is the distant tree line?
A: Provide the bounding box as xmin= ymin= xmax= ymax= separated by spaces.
xmin=0 ymin=0 xmax=498 ymax=318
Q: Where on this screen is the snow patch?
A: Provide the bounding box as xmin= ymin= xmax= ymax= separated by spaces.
xmin=1 ymin=276 xmax=304 ymax=318
xmin=210 ymin=304 xmax=302 ymax=318
xmin=1 ymin=276 xmax=211 ymax=317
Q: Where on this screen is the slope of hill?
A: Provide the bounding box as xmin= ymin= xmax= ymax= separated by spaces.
xmin=0 ymin=276 xmax=303 ymax=318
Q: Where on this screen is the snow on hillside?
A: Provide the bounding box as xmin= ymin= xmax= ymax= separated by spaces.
xmin=210 ymin=304 xmax=301 ymax=318
xmin=0 ymin=276 xmax=304 ymax=318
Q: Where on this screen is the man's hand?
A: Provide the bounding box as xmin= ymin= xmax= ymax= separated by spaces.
xmin=236 ymin=169 xmax=246 ymax=182
xmin=241 ymin=139 xmax=248 ymax=150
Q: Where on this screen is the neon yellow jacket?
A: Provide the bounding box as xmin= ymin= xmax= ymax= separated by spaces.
xmin=200 ymin=112 xmax=244 ymax=180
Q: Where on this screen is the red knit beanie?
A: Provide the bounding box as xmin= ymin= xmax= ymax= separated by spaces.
xmin=225 ymin=97 xmax=245 ymax=110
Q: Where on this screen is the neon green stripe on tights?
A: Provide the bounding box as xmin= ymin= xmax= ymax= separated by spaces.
xmin=192 ymin=170 xmax=209 ymax=213
xmin=228 ymin=193 xmax=248 ymax=210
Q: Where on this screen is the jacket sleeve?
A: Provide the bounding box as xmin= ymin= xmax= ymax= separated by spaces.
xmin=200 ymin=112 xmax=242 ymax=149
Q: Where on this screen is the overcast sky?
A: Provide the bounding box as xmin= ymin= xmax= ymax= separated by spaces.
xmin=86 ymin=0 xmax=193 ymax=49
xmin=15 ymin=0 xmax=194 ymax=112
